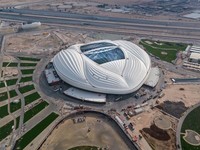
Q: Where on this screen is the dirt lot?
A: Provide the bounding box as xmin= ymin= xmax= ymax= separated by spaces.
xmin=0 ymin=0 xmax=46 ymax=6
xmin=130 ymin=109 xmax=162 ymax=132
xmin=40 ymin=113 xmax=130 ymax=150
xmin=160 ymin=84 xmax=200 ymax=108
xmin=141 ymin=126 xmax=176 ymax=150
xmin=160 ymin=70 xmax=200 ymax=108
xmin=4 ymin=31 xmax=62 ymax=54
xmin=4 ymin=30 xmax=98 ymax=55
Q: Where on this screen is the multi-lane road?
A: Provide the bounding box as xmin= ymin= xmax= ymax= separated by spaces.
xmin=0 ymin=8 xmax=200 ymax=43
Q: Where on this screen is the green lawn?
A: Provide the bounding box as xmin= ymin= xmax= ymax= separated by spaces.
xmin=15 ymin=112 xmax=59 ymax=150
xmin=0 ymin=117 xmax=20 ymax=142
xmin=3 ymin=62 xmax=18 ymax=67
xmin=181 ymin=135 xmax=200 ymax=150
xmin=0 ymin=101 xmax=21 ymax=119
xmin=139 ymin=39 xmax=187 ymax=63
xmin=10 ymin=101 xmax=21 ymax=113
xmin=20 ymin=76 xmax=32 ymax=83
xmin=0 ymin=101 xmax=48 ymax=141
xmin=23 ymin=101 xmax=49 ymax=123
xmin=0 ymin=78 xmax=18 ymax=88
xmin=0 ymin=104 xmax=9 ymax=119
xmin=181 ymin=106 xmax=200 ymax=133
xmin=0 ymin=90 xmax=18 ymax=102
xmin=18 ymin=57 xmax=40 ymax=62
xmin=19 ymin=84 xmax=35 ymax=94
xmin=68 ymin=146 xmax=99 ymax=150
xmin=24 ymin=92 xmax=41 ymax=105
xmin=0 ymin=81 xmax=5 ymax=88
xmin=180 ymin=106 xmax=200 ymax=150
xmin=20 ymin=63 xmax=37 ymax=67
xmin=21 ymin=69 xmax=34 ymax=75
xmin=16 ymin=101 xmax=49 ymax=129
xmin=0 ymin=120 xmax=14 ymax=141
xmin=6 ymin=78 xmax=18 ymax=86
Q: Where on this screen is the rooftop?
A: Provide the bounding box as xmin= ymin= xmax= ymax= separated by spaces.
xmin=81 ymin=42 xmax=125 ymax=64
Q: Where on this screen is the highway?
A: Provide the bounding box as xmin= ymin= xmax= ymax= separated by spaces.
xmin=0 ymin=9 xmax=200 ymax=42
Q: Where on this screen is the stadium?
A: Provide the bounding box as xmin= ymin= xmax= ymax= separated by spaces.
xmin=52 ymin=40 xmax=152 ymax=95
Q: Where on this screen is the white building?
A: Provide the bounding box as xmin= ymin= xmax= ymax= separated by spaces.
xmin=53 ymin=40 xmax=152 ymax=94
xmin=189 ymin=52 xmax=200 ymax=63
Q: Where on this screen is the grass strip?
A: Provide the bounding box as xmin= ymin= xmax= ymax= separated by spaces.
xmin=24 ymin=92 xmax=41 ymax=105
xmin=0 ymin=101 xmax=21 ymax=119
xmin=0 ymin=90 xmax=17 ymax=102
xmin=0 ymin=117 xmax=20 ymax=142
xmin=0 ymin=78 xmax=18 ymax=88
xmin=6 ymin=78 xmax=18 ymax=86
xmin=21 ymin=69 xmax=34 ymax=75
xmin=0 ymin=81 xmax=5 ymax=88
xmin=20 ymin=76 xmax=32 ymax=83
xmin=18 ymin=57 xmax=40 ymax=62
xmin=20 ymin=63 xmax=37 ymax=67
xmin=15 ymin=112 xmax=59 ymax=150
xmin=19 ymin=84 xmax=35 ymax=94
xmin=24 ymin=101 xmax=49 ymax=123
xmin=3 ymin=62 xmax=18 ymax=67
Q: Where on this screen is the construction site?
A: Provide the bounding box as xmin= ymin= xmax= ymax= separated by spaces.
xmin=0 ymin=1 xmax=200 ymax=150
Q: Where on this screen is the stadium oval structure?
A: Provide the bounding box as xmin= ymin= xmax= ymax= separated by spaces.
xmin=53 ymin=40 xmax=151 ymax=94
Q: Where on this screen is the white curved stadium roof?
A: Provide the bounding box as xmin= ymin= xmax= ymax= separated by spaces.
xmin=53 ymin=40 xmax=151 ymax=94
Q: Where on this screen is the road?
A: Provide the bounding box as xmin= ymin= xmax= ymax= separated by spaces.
xmin=0 ymin=7 xmax=200 ymax=150
xmin=0 ymin=9 xmax=200 ymax=43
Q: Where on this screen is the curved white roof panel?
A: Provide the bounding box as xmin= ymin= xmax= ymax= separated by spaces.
xmin=53 ymin=40 xmax=151 ymax=94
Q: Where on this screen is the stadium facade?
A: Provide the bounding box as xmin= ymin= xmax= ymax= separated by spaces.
xmin=53 ymin=40 xmax=151 ymax=94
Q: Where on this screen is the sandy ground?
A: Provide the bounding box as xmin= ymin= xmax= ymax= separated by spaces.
xmin=4 ymin=31 xmax=62 ymax=54
xmin=159 ymin=70 xmax=200 ymax=107
xmin=0 ymin=0 xmax=48 ymax=6
xmin=3 ymin=29 xmax=129 ymax=55
xmin=14 ymin=0 xmax=194 ymax=21
xmin=40 ymin=114 xmax=130 ymax=150
xmin=73 ymin=0 xmax=152 ymax=5
xmin=130 ymin=109 xmax=162 ymax=131
xmin=141 ymin=128 xmax=176 ymax=150
xmin=3 ymin=55 xmax=16 ymax=62
xmin=159 ymin=84 xmax=200 ymax=107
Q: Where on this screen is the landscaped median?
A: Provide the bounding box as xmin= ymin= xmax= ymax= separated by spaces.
xmin=20 ymin=63 xmax=38 ymax=67
xmin=0 ymin=101 xmax=21 ymax=119
xmin=0 ymin=78 xmax=18 ymax=88
xmin=19 ymin=84 xmax=35 ymax=94
xmin=0 ymin=89 xmax=18 ymax=102
xmin=19 ymin=76 xmax=32 ymax=83
xmin=24 ymin=92 xmax=41 ymax=105
xmin=0 ymin=101 xmax=49 ymax=142
xmin=14 ymin=112 xmax=59 ymax=150
xmin=18 ymin=57 xmax=40 ymax=62
xmin=21 ymin=69 xmax=35 ymax=75
xmin=2 ymin=62 xmax=18 ymax=67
